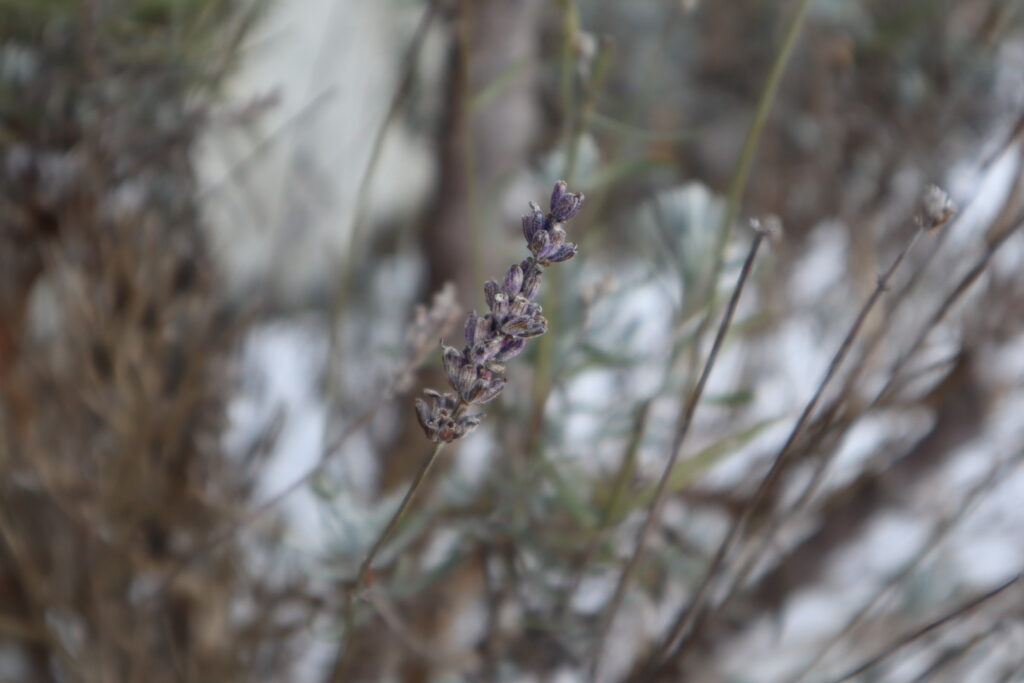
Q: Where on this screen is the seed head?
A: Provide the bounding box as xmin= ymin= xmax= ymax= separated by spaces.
xmin=917 ymin=184 xmax=956 ymax=232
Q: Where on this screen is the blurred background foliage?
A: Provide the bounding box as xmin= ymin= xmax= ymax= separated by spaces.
xmin=3 ymin=0 xmax=1024 ymax=682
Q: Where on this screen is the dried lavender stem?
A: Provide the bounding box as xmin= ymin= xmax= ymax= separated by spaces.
xmin=708 ymin=187 xmax=967 ymax=620
xmin=647 ymin=227 xmax=925 ymax=676
xmin=870 ymin=208 xmax=1024 ymax=410
xmin=591 ymin=229 xmax=767 ymax=680
xmin=357 ymin=441 xmax=447 ymax=588
xmin=829 ymin=573 xmax=1022 ymax=683
xmin=685 ymin=0 xmax=813 ymax=400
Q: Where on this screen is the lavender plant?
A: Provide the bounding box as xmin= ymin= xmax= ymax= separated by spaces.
xmin=414 ymin=180 xmax=584 ymax=442
xmin=354 ymin=181 xmax=584 ymax=591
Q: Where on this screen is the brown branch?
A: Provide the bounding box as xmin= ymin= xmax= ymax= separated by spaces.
xmin=644 ymin=225 xmax=924 ymax=676
xmin=592 ymin=229 xmax=766 ymax=679
xmin=830 ymin=573 xmax=1022 ymax=683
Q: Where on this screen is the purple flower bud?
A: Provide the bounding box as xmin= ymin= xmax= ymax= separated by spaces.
xmin=457 ymin=363 xmax=478 ymax=402
xmin=484 ymin=280 xmax=500 ymax=311
xmin=529 ymin=229 xmax=550 ymax=258
xmin=415 ymin=391 xmax=471 ymax=442
xmin=504 ymin=264 xmax=524 ymax=296
xmin=509 ymin=294 xmax=530 ymax=317
xmin=414 ymin=397 xmax=432 ymax=433
xmin=494 ymin=336 xmax=526 ymax=361
xmin=456 ymin=412 xmax=482 ymax=436
xmin=476 ymin=315 xmax=495 ymax=341
xmin=501 ymin=315 xmax=547 ymax=338
xmin=470 ymin=337 xmax=502 ymax=364
xmin=464 ymin=311 xmax=479 ymax=346
xmin=548 ymin=225 xmax=567 ymax=247
xmin=481 ymin=362 xmax=505 ymax=378
xmin=441 ymin=345 xmax=465 ymax=387
xmin=546 ymin=243 xmax=578 ymax=263
xmin=550 ymin=181 xmax=568 ymax=213
xmin=550 ymin=183 xmax=584 ymax=222
xmin=470 ymin=376 xmax=506 ymax=404
xmin=490 ymin=292 xmax=509 ymax=321
xmin=522 ymin=202 xmax=548 ymax=243
xmin=522 ymin=270 xmax=542 ymax=300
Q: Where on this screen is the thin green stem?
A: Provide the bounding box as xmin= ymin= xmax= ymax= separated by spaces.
xmin=529 ymin=17 xmax=613 ymax=450
xmin=356 ymin=442 xmax=446 ymax=588
xmin=683 ymin=0 xmax=813 ymax=411
xmin=527 ymin=0 xmax=582 ymax=455
xmin=457 ymin=0 xmax=486 ymax=296
xmin=590 ymin=230 xmax=767 ymax=681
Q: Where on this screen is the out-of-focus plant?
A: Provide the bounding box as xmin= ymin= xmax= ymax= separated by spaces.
xmin=0 ymin=2 xmax=311 ymax=682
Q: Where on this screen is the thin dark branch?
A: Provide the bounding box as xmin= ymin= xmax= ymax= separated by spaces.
xmin=646 ymin=225 xmax=924 ymax=674
xmin=357 ymin=442 xmax=447 ymax=588
xmin=590 ymin=229 xmax=767 ymax=679
xmin=713 ymin=182 xmax=1024 ymax=629
xmin=786 ymin=449 xmax=1024 ymax=683
xmin=829 ymin=573 xmax=1021 ymax=683
xmin=871 ymin=208 xmax=1024 ymax=409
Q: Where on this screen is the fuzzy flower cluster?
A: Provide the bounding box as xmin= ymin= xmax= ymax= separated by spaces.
xmin=414 ymin=181 xmax=585 ymax=442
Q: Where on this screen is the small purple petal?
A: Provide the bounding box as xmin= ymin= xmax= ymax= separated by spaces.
xmin=414 ymin=398 xmax=432 ymax=433
xmin=473 ymin=377 xmax=506 ymax=404
xmin=529 ymin=229 xmax=550 ymax=258
xmin=441 ymin=345 xmax=464 ymax=385
xmin=548 ymin=225 xmax=566 ymax=247
xmin=522 ymin=270 xmax=542 ymax=300
xmin=457 ymin=413 xmax=482 ymax=434
xmin=475 ymin=315 xmax=494 ymax=342
xmin=457 ymin=363 xmax=477 ymax=401
xmin=501 ymin=315 xmax=547 ymax=338
xmin=509 ymin=294 xmax=530 ymax=317
xmin=522 ymin=202 xmax=548 ymax=243
xmin=484 ymin=280 xmax=500 ymax=311
xmin=551 ymin=188 xmax=584 ymax=222
xmin=503 ymin=264 xmax=524 ymax=296
xmin=470 ymin=337 xmax=502 ymax=364
xmin=464 ymin=311 xmax=479 ymax=346
xmin=550 ymin=181 xmax=567 ymax=214
xmin=490 ymin=292 xmax=509 ymax=321
xmin=494 ymin=337 xmax=526 ymax=361
xmin=546 ymin=243 xmax=578 ymax=263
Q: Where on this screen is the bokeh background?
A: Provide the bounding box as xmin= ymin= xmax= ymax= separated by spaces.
xmin=3 ymin=1 xmax=1024 ymax=681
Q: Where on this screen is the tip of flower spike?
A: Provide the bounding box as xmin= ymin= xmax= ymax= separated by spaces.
xmin=550 ymin=182 xmax=584 ymax=222
xmin=550 ymin=180 xmax=568 ymax=212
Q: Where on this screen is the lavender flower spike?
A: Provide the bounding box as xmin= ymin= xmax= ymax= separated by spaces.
xmin=414 ymin=181 xmax=585 ymax=443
